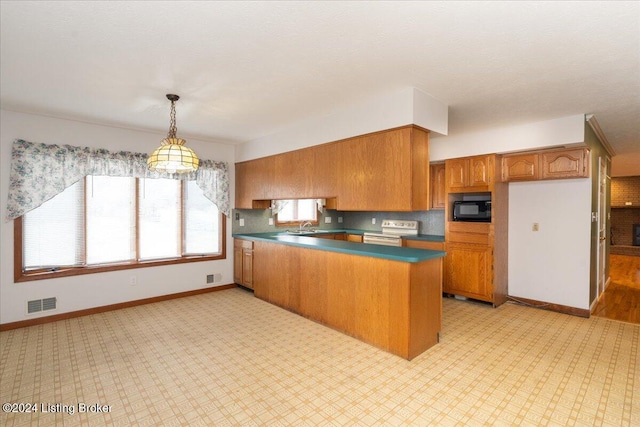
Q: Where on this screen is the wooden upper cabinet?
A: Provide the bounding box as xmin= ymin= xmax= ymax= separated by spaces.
xmin=430 ymin=163 xmax=446 ymax=210
xmin=235 ymin=157 xmax=275 ymax=209
xmin=336 ymin=129 xmax=418 ymax=211
xmin=273 ymin=150 xmax=310 ymax=199
xmin=336 ymin=127 xmax=428 ymax=211
xmin=445 ymin=158 xmax=468 ymax=191
xmin=541 ymin=148 xmax=589 ymax=179
xmin=502 ymin=153 xmax=539 ymax=182
xmin=445 ymin=155 xmax=495 ymax=193
xmin=501 ymin=148 xmax=589 ymax=182
xmin=311 ymin=143 xmax=338 ymax=198
xmin=235 ymin=125 xmax=430 ymax=211
xmin=468 ymin=155 xmax=493 ymax=188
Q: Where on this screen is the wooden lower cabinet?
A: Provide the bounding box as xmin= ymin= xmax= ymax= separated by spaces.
xmin=252 ymin=240 xmax=443 ymax=360
xmin=346 ymin=234 xmax=363 ymax=243
xmin=233 ymin=239 xmax=254 ymax=289
xmin=404 ymin=239 xmax=444 ymax=251
xmin=443 ymin=243 xmax=492 ymax=301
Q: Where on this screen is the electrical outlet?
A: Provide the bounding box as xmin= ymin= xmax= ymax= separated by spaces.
xmin=268 ymin=218 xmax=274 ymax=225
xmin=325 ymin=216 xmax=332 ymax=224
xmin=532 ymin=223 xmax=539 ymax=232
xmin=235 ymin=212 xmax=239 ymax=220
xmin=129 ymin=276 xmax=137 ymax=286
xmin=239 ymin=218 xmax=245 ymax=227
xmin=372 ymin=218 xmax=376 ymax=225
xmin=338 ymin=217 xmax=343 ymax=223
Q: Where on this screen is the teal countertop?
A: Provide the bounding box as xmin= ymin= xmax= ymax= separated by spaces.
xmin=233 ymin=230 xmax=446 ymax=263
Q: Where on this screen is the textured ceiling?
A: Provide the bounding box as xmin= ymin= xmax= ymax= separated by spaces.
xmin=1 ymin=1 xmax=639 ymax=156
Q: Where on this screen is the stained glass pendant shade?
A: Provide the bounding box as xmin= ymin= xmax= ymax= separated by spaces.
xmin=147 ymin=94 xmax=199 ymax=174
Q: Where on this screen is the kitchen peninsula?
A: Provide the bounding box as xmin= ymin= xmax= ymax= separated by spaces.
xmin=234 ymin=233 xmax=445 ymax=360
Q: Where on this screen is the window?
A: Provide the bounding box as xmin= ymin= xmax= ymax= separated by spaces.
xmin=16 ymin=176 xmax=225 ymax=281
xmin=275 ymin=199 xmax=318 ymax=226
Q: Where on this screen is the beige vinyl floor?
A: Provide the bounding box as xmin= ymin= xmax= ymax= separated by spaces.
xmin=1 ymin=287 xmax=638 ymax=426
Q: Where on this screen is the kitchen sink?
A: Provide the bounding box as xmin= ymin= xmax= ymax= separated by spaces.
xmin=284 ymin=229 xmax=330 ymax=235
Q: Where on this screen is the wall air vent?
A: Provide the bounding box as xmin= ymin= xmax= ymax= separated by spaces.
xmin=26 ymin=297 xmax=57 ymax=315
xmin=207 ymin=273 xmax=222 ymax=284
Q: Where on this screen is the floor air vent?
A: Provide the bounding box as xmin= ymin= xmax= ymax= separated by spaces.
xmin=27 ymin=297 xmax=57 ymax=314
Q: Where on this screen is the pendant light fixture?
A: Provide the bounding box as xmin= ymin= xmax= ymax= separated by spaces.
xmin=147 ymin=94 xmax=199 ymax=173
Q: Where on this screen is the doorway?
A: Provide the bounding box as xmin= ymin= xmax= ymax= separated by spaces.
xmin=596 ymin=157 xmax=608 ymax=299
xmin=592 ymin=254 xmax=640 ymax=324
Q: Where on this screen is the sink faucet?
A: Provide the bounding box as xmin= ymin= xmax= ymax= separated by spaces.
xmin=300 ymin=221 xmax=313 ymax=232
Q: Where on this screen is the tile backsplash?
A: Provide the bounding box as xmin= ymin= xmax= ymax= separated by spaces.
xmin=232 ymin=208 xmax=445 ymax=236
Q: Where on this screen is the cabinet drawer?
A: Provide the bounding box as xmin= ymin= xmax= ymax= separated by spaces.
xmin=234 ymin=239 xmax=254 ymax=249
xmin=346 ymin=234 xmax=363 ymax=243
xmin=447 ymin=232 xmax=490 ymax=245
xmin=404 ymin=240 xmax=445 ymax=251
xmin=448 ymin=221 xmax=491 ymax=234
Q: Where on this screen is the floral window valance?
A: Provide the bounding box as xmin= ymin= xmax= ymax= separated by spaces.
xmin=5 ymin=139 xmax=230 ymax=221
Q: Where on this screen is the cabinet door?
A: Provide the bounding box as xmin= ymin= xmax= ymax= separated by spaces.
xmin=337 ymin=129 xmax=413 ymax=211
xmin=311 ymin=143 xmax=337 ymax=198
xmin=445 ymin=158 xmax=468 ymax=192
xmin=233 ymin=246 xmax=243 ymax=284
xmin=346 ymin=234 xmax=363 ymax=243
xmin=541 ymin=148 xmax=589 ymax=179
xmin=242 ymin=250 xmax=254 ymax=288
xmin=502 ymin=154 xmax=539 ymax=182
xmin=430 ymin=163 xmax=446 ymax=209
xmin=443 ymin=243 xmax=492 ymax=301
xmin=468 ymin=155 xmax=493 ymax=189
xmin=235 ymin=157 xmax=275 ymax=208
xmin=234 ymin=162 xmax=255 ymax=209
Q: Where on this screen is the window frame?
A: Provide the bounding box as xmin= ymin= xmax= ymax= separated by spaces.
xmin=14 ymin=177 xmax=226 ymax=283
xmin=274 ymin=199 xmax=319 ymax=227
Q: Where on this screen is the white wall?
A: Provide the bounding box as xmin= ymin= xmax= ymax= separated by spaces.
xmin=611 ymin=151 xmax=640 ymax=177
xmin=235 ymin=87 xmax=448 ymax=162
xmin=0 ymin=110 xmax=236 ymax=325
xmin=430 ymin=115 xmax=585 ymax=161
xmin=508 ymin=179 xmax=592 ymax=309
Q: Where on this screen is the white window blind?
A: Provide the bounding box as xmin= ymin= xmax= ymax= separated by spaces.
xmin=86 ymin=176 xmax=135 ymax=264
xmin=23 ymin=180 xmax=84 ymax=270
xmin=21 ymin=176 xmax=223 ymax=273
xmin=184 ymin=180 xmax=220 ymax=255
xmin=138 ymin=178 xmax=181 ymax=260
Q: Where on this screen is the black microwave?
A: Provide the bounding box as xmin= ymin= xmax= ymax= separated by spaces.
xmin=453 ymin=200 xmax=492 ymax=222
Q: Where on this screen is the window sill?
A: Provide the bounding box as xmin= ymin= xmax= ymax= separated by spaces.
xmin=15 ymin=253 xmax=226 ymax=283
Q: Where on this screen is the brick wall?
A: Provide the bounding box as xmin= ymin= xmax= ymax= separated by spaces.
xmin=611 ymin=176 xmax=640 ymax=206
xmin=611 ymin=209 xmax=640 ymax=246
xmin=610 ymin=176 xmax=640 ymax=254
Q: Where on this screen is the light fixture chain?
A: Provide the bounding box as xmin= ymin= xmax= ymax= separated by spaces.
xmin=168 ymin=99 xmax=177 ymax=139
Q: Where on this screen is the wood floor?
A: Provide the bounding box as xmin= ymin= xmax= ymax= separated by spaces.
xmin=592 ymin=254 xmax=640 ymax=324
